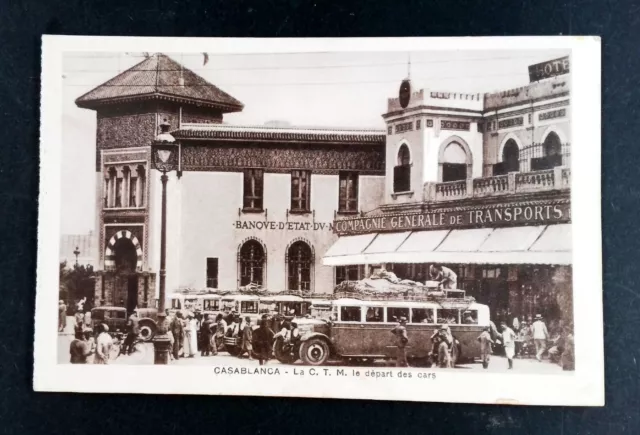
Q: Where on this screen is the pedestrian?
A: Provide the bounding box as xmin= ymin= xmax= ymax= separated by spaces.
xmin=121 ymin=311 xmax=140 ymax=356
xmin=200 ymin=313 xmax=213 ymax=356
xmin=390 ymin=317 xmax=409 ymax=367
xmin=239 ymin=316 xmax=254 ymax=360
xmin=214 ymin=313 xmax=226 ymax=355
xmin=69 ymin=328 xmax=93 ymax=364
xmin=477 ymin=326 xmax=494 ymax=369
xmin=431 ymin=325 xmax=453 ymax=368
xmin=93 ymin=324 xmax=113 ymax=364
xmin=253 ymin=314 xmax=275 ymax=365
xmin=83 ymin=309 xmax=92 ymax=329
xmin=169 ymin=311 xmax=184 ymax=360
xmin=560 ymin=325 xmax=575 ymax=371
xmin=58 ymin=300 xmax=67 ymax=332
xmin=531 ymin=314 xmax=549 ymax=362
xmin=500 ymin=321 xmax=516 ymax=370
xmin=183 ymin=313 xmax=197 ymax=358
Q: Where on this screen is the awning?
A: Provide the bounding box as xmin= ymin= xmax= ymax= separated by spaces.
xmin=323 ymin=233 xmax=376 ymax=258
xmin=322 ymin=224 xmax=572 ymax=266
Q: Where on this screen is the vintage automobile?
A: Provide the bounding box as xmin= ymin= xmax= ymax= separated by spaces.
xmin=91 ymin=306 xmax=127 ymax=336
xmin=273 ymin=293 xmax=490 ymax=366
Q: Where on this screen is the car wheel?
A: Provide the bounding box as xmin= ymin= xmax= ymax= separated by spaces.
xmin=300 ymin=338 xmax=330 ymax=366
xmin=274 ymin=338 xmax=297 ymax=364
xmin=138 ymin=320 xmax=156 ymax=342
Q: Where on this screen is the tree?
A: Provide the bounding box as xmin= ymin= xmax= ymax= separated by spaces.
xmin=59 ymin=261 xmax=96 ymax=313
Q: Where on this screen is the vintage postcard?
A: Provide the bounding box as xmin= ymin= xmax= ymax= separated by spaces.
xmin=35 ymin=36 xmax=603 ymax=406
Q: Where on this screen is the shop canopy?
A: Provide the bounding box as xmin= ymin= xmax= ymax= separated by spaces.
xmin=322 ymin=224 xmax=571 ymax=266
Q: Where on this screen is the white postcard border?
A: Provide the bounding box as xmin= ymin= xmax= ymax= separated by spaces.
xmin=35 ymin=35 xmax=603 ymax=406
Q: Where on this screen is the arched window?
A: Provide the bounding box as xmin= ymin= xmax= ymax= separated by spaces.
xmin=287 ymin=241 xmax=313 ymax=291
xmin=441 ymin=142 xmax=468 ymax=182
xmin=544 ymin=132 xmax=562 ymax=158
xmin=532 ymin=131 xmax=563 ymax=170
xmin=502 ymin=139 xmax=520 ymax=173
xmin=393 ymin=144 xmax=411 ymax=192
xmin=239 ymin=240 xmax=265 ymax=286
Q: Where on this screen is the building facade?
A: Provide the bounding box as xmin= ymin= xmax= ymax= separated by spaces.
xmin=325 ymin=59 xmax=572 ymax=327
xmin=77 ymin=53 xmax=572 ymax=326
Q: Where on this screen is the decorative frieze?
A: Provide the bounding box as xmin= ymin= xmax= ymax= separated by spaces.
xmin=395 ymin=121 xmax=413 ymax=134
xmin=441 ymin=120 xmax=470 ymax=131
xmin=426 ymin=119 xmax=434 ymax=128
xmin=181 ymin=145 xmax=385 ymax=174
xmin=539 ymin=108 xmax=566 ymax=121
xmin=498 ymin=116 xmax=524 ymax=129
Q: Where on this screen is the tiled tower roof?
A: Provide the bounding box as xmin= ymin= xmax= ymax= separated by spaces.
xmin=75 ymin=53 xmax=243 ymax=112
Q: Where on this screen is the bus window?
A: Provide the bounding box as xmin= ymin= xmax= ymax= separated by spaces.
xmin=461 ymin=310 xmax=478 ymax=324
xmin=437 ymin=309 xmax=459 ymax=324
xmin=171 ymin=299 xmax=182 ymax=309
xmin=241 ymin=301 xmax=259 ymax=314
xmin=387 ymin=307 xmax=410 ymax=323
xmin=411 ymin=308 xmax=434 ymax=324
xmin=340 ymin=306 xmax=361 ymax=322
xmin=365 ymin=307 xmax=383 ymax=322
xmin=203 ymin=300 xmax=219 ymax=311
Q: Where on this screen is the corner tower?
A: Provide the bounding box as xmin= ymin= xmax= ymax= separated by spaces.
xmin=76 ymin=53 xmax=243 ymax=311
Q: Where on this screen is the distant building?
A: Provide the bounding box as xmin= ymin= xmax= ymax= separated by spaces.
xmin=59 ymin=231 xmax=99 ymax=267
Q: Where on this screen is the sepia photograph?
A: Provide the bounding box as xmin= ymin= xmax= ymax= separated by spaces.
xmin=36 ymin=36 xmax=602 ymax=405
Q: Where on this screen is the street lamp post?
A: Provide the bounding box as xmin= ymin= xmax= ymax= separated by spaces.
xmin=73 ymin=246 xmax=80 ymax=307
xmin=150 ymin=120 xmax=179 ymax=365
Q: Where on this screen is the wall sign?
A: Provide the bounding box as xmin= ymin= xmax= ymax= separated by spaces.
xmin=528 ymin=56 xmax=570 ymax=82
xmin=333 ymin=202 xmax=570 ymax=235
xmin=235 ymin=220 xmax=334 ymax=231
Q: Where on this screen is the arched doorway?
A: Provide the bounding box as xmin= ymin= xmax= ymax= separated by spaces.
xmin=238 ymin=239 xmax=265 ymax=286
xmin=502 ymin=139 xmax=520 ymax=173
xmin=287 ymin=241 xmax=313 ymax=291
xmin=441 ymin=141 xmax=469 ymax=182
xmin=113 ymin=238 xmax=139 ymax=313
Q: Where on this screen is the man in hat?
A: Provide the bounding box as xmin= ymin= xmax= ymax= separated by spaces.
xmin=199 ymin=313 xmax=213 ymax=357
xmin=531 ymin=314 xmax=549 ymax=362
xmin=238 ymin=316 xmax=254 ymax=360
xmin=432 ymin=325 xmax=454 ymax=368
xmin=477 ymin=326 xmax=494 ymax=369
xmin=169 ymin=311 xmax=184 ymax=360
xmin=390 ymin=317 xmax=409 ymax=367
xmin=253 ymin=314 xmax=275 ymax=365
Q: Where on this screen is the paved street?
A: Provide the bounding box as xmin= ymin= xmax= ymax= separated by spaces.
xmin=58 ymin=332 xmax=567 ymax=374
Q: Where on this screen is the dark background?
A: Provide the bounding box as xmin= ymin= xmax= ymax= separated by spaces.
xmin=0 ymin=0 xmax=637 ymax=433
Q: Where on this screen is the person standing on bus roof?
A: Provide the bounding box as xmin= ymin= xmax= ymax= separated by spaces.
xmin=500 ymin=321 xmax=516 ymax=370
xmin=390 ymin=317 xmax=409 ymax=367
xmin=429 ymin=265 xmax=457 ymax=290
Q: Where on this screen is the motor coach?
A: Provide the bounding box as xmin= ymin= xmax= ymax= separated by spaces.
xmin=274 ymin=292 xmax=490 ymax=366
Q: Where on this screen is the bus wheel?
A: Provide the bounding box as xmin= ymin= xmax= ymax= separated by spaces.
xmin=138 ymin=320 xmax=156 ymax=342
xmin=274 ymin=338 xmax=297 ymax=364
xmin=226 ymin=346 xmax=241 ymax=357
xmin=300 ymin=338 xmax=329 ymax=366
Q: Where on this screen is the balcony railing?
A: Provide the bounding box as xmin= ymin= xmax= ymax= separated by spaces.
xmin=425 ymin=167 xmax=570 ymax=202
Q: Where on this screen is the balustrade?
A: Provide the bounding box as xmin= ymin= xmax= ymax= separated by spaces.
xmin=429 ymin=168 xmax=570 ymax=202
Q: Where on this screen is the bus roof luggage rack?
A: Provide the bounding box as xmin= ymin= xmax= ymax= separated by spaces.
xmin=332 ymin=291 xmax=474 ymax=304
